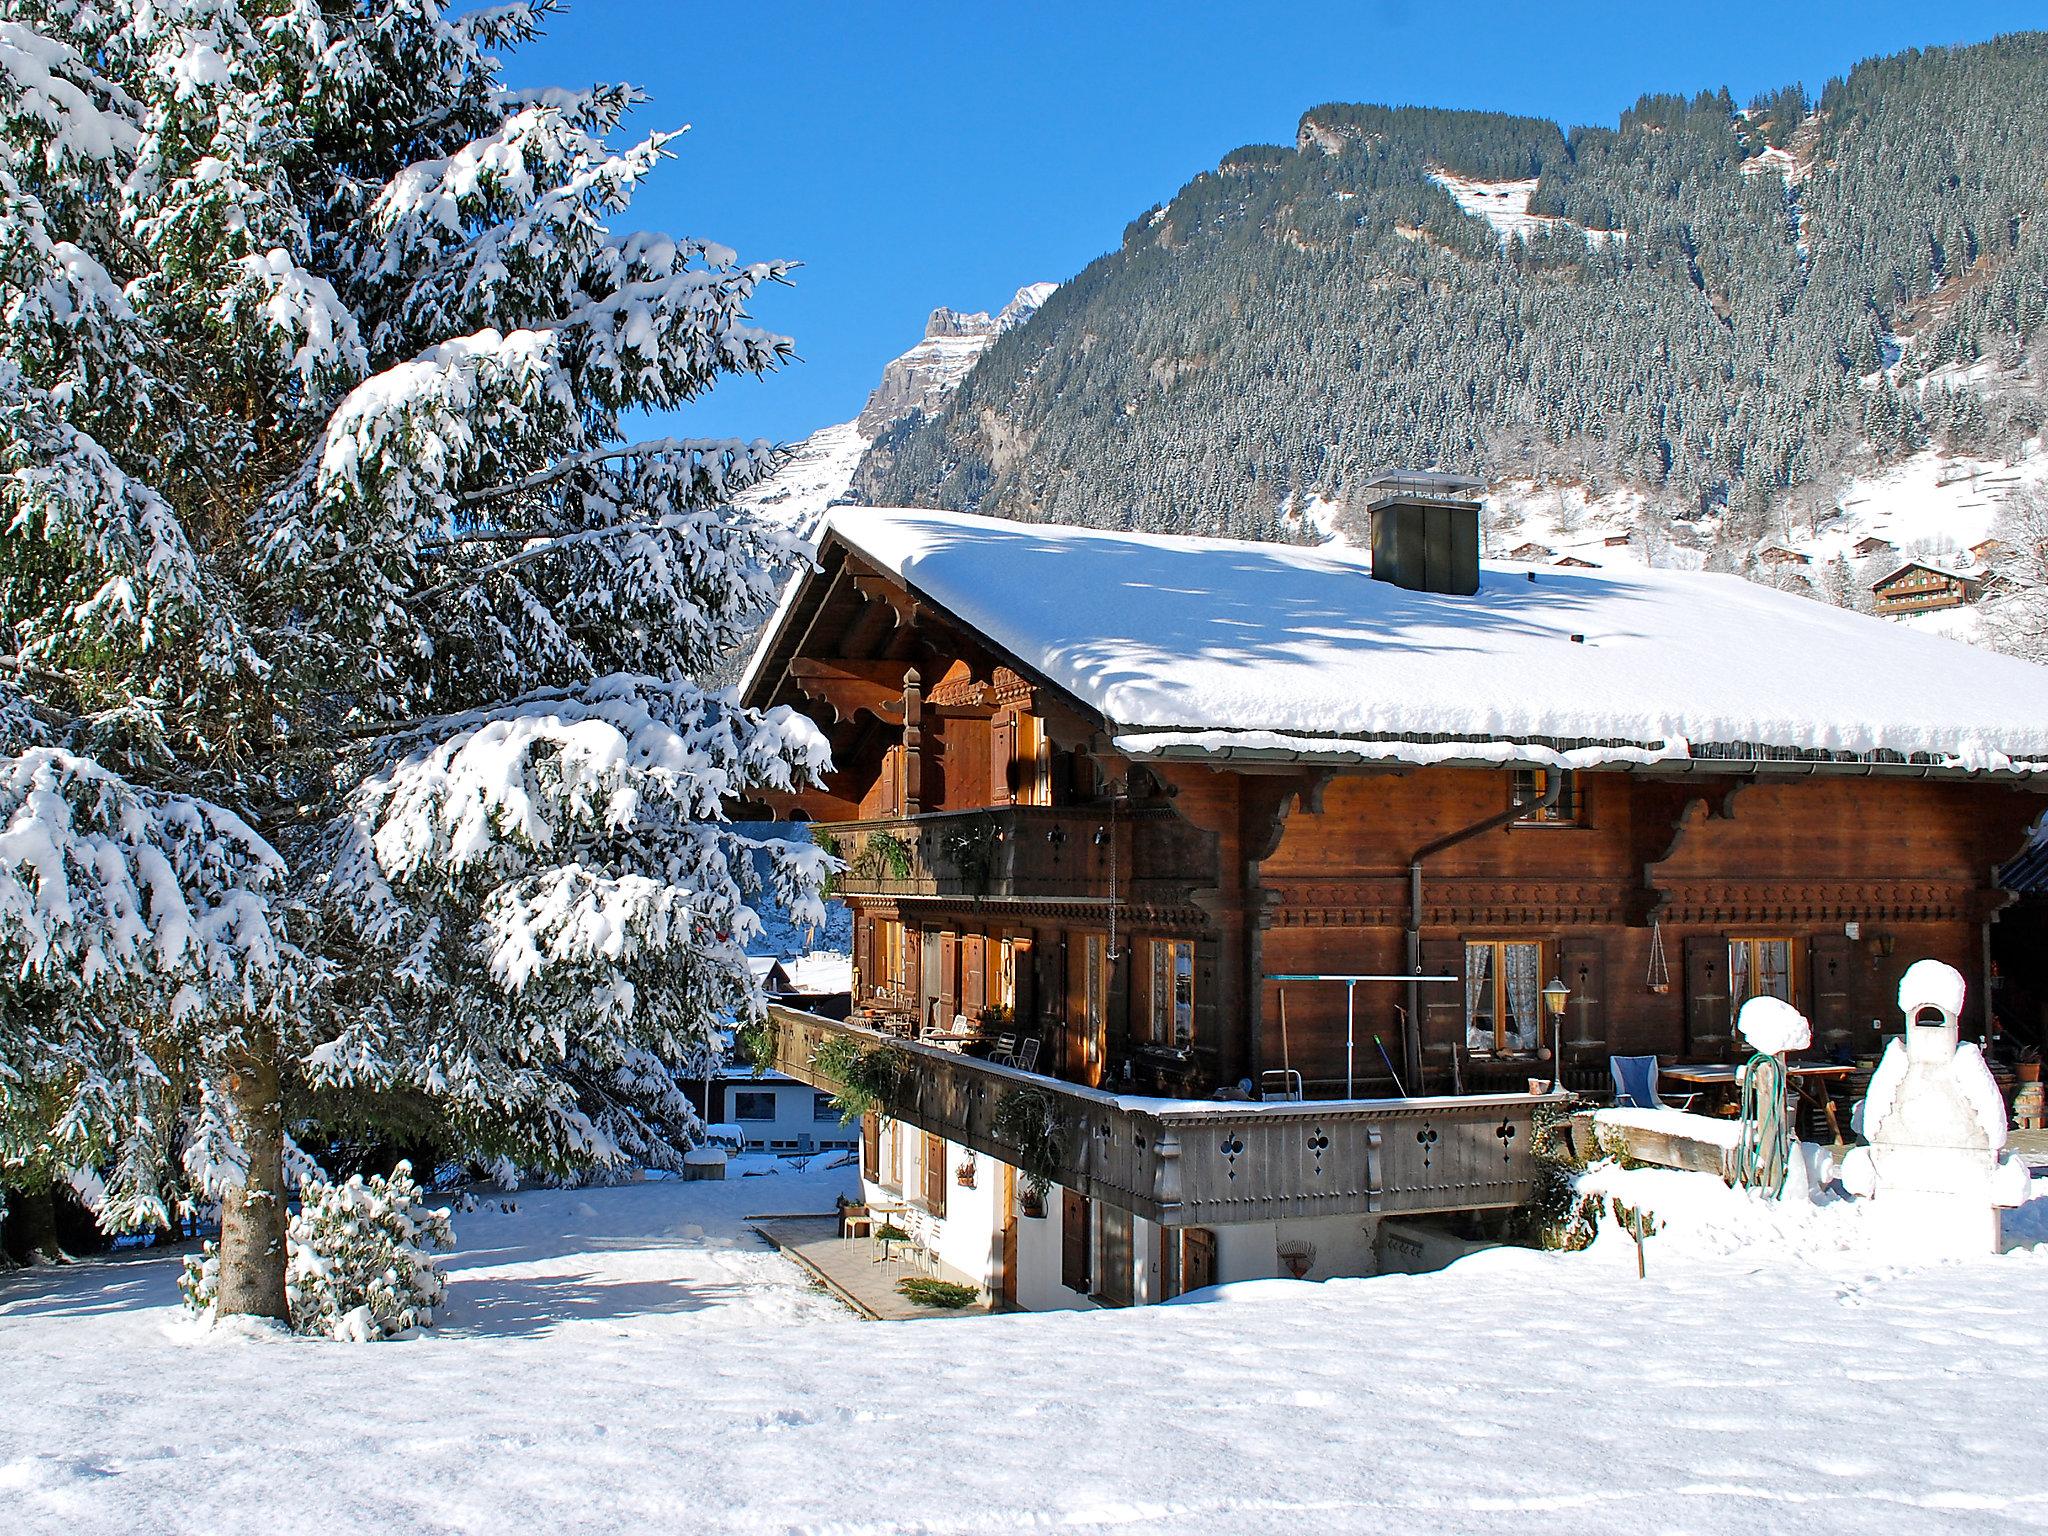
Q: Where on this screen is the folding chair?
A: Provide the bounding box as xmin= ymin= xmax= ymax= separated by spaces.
xmin=1609 ymin=1055 xmax=1697 ymax=1112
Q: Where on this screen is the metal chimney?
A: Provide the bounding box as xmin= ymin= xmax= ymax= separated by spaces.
xmin=1359 ymin=470 xmax=1485 ymax=596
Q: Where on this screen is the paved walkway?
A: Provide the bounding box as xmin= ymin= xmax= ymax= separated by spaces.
xmin=752 ymin=1215 xmax=992 ymax=1321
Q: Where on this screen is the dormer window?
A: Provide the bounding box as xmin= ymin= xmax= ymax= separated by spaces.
xmin=1510 ymin=768 xmax=1580 ymax=825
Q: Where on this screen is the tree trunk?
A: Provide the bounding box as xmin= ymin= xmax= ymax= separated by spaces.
xmin=8 ymin=1182 xmax=62 ymax=1264
xmin=216 ymin=1041 xmax=289 ymax=1321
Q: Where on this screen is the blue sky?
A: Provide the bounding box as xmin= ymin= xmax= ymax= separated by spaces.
xmin=508 ymin=1 xmax=2044 ymax=449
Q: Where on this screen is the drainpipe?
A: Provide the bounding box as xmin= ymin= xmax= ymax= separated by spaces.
xmin=1405 ymin=773 xmax=1563 ymax=1090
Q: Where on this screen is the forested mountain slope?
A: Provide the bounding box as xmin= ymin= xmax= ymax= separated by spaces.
xmin=855 ymin=36 xmax=2048 ymax=557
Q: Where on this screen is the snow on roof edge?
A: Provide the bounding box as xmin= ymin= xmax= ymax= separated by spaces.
xmin=1112 ymin=729 xmax=2048 ymax=776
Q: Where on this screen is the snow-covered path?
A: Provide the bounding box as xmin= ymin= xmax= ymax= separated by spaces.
xmin=4 ymin=1160 xmax=2048 ymax=1535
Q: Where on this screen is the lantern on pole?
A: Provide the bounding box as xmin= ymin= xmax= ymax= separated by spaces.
xmin=1541 ymin=977 xmax=1570 ymax=1093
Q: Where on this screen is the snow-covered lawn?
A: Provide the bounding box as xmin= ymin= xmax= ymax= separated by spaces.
xmin=5 ymin=1157 xmax=2048 ymax=1535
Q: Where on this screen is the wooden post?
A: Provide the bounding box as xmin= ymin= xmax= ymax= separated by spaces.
xmin=902 ymin=667 xmax=922 ymax=816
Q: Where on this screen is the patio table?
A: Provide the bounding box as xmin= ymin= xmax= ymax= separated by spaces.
xmin=1662 ymin=1061 xmax=1856 ymax=1141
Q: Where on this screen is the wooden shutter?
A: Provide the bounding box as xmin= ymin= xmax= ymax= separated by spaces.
xmin=1684 ymin=934 xmax=1733 ymax=1060
xmin=861 ymin=1112 xmax=880 ymax=1182
xmin=923 ymin=1132 xmax=948 ymax=1218
xmin=1097 ymin=1206 xmax=1133 ymax=1306
xmin=1061 ymin=1188 xmax=1090 ymax=1293
xmin=855 ymin=917 xmax=873 ymax=999
xmin=1555 ymin=934 xmax=1607 ymax=1055
xmin=1419 ymin=938 xmax=1466 ymax=1055
xmin=1012 ymin=937 xmax=1036 ymax=1024
xmin=991 ymin=712 xmax=1017 ymax=806
xmin=938 ymin=932 xmax=957 ymax=1024
xmin=963 ymin=937 xmax=987 ymax=1015
xmin=1809 ymin=935 xmax=1853 ymax=1053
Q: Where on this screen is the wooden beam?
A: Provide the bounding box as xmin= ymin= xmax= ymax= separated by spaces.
xmin=789 ymin=658 xmax=920 ymax=725
xmin=852 ymin=573 xmax=924 ymax=628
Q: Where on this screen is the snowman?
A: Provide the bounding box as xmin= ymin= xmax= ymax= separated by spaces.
xmin=1838 ymin=959 xmax=2030 ymax=1255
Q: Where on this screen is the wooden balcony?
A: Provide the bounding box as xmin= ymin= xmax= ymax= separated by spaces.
xmin=819 ymin=805 xmax=1211 ymax=904
xmin=769 ymin=1005 xmax=1548 ymax=1225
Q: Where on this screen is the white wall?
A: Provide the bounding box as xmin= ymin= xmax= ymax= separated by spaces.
xmin=1208 ymin=1214 xmax=1380 ymax=1289
xmin=857 ymin=1125 xmax=1387 ymax=1309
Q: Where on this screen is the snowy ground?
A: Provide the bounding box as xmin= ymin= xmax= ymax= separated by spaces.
xmin=5 ymin=1156 xmax=2048 ymax=1535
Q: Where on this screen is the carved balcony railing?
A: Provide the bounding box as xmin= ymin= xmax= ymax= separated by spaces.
xmin=817 ymin=805 xmax=1212 ymax=906
xmin=768 ymin=1005 xmax=1548 ymax=1225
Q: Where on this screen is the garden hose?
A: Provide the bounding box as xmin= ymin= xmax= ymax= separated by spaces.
xmin=1736 ymin=1051 xmax=1790 ymax=1198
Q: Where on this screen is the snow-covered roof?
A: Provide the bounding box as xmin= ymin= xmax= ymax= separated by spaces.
xmin=752 ymin=507 xmax=2048 ymax=775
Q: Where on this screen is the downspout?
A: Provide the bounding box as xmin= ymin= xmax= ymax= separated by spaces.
xmin=1404 ymin=774 xmax=1563 ymax=1088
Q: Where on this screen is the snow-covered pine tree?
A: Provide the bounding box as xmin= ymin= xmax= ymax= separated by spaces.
xmin=0 ymin=2 xmax=828 ymax=1314
xmin=1983 ymin=489 xmax=2048 ymax=663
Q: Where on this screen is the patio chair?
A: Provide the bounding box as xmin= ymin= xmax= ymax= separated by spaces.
xmin=987 ymin=1031 xmax=1019 ymax=1067
xmin=1259 ymin=1068 xmax=1305 ymax=1102
xmin=1013 ymin=1037 xmax=1041 ymax=1073
xmin=1609 ymin=1054 xmax=1697 ymax=1113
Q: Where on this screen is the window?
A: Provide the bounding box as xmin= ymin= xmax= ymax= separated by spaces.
xmin=1510 ymin=768 xmax=1579 ymax=825
xmin=877 ymin=919 xmax=905 ymax=990
xmin=732 ymin=1090 xmax=776 ymax=1122
xmin=1016 ymin=712 xmax=1053 ymax=806
xmin=1729 ymin=937 xmax=1796 ymax=1005
xmin=1147 ymin=939 xmax=1196 ymax=1047
xmin=1464 ymin=940 xmax=1544 ymax=1054
xmin=813 ymin=1092 xmax=839 ymax=1123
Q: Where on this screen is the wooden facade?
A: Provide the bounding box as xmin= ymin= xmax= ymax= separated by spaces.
xmin=1873 ymin=561 xmax=1983 ymax=614
xmin=744 ymin=531 xmax=2043 ymax=1117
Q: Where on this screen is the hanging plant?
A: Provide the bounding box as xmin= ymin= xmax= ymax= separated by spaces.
xmin=735 ymin=1015 xmax=779 ymax=1076
xmin=940 ymin=814 xmax=999 ymax=892
xmin=811 ymin=1036 xmax=908 ymax=1123
xmin=850 ymin=830 xmax=913 ymax=883
xmin=991 ymin=1085 xmax=1069 ymax=1200
xmin=1646 ymin=919 xmax=1671 ymax=995
xmin=812 ymin=828 xmax=843 ymax=897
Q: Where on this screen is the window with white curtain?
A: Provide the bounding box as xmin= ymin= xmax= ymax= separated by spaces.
xmin=1464 ymin=940 xmax=1543 ymax=1054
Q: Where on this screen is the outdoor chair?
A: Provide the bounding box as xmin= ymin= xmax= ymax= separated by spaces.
xmin=1609 ymin=1054 xmax=1698 ymax=1113
xmin=1013 ymin=1037 xmax=1041 ymax=1073
xmin=987 ymin=1032 xmax=1019 ymax=1066
xmin=1260 ymin=1068 xmax=1305 ymax=1102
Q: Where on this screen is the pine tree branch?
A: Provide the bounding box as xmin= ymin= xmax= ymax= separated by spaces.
xmin=452 ymin=435 xmax=771 ymax=512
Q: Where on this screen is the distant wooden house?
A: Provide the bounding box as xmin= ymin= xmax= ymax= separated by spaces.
xmin=1602 ymin=533 xmax=1632 ymax=548
xmin=1853 ymin=535 xmax=1897 ymax=560
xmin=1757 ymin=543 xmax=1810 ymax=567
xmin=1872 ymin=559 xmax=1983 ymax=615
xmin=1507 ymin=541 xmax=1554 ymax=561
xmin=1970 ymin=537 xmax=2005 ymax=567
xmin=1554 ymin=555 xmax=1601 ymax=568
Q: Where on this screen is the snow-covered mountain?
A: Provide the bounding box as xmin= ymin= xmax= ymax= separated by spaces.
xmin=735 ymin=283 xmax=1056 ymax=534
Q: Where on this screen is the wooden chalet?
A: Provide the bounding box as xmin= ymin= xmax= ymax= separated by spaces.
xmin=1853 ymin=535 xmax=1898 ymax=560
xmin=1873 ymin=559 xmax=1983 ymax=615
xmin=739 ymin=492 xmax=2048 ymax=1309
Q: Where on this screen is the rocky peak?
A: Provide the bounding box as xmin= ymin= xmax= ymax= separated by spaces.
xmin=858 ymin=282 xmax=1057 ymax=437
